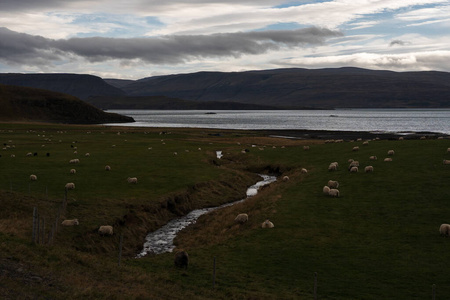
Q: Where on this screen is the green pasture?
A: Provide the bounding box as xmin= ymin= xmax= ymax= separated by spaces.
xmin=1 ymin=123 xmax=450 ymax=299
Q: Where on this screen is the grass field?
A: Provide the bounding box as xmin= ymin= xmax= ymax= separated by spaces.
xmin=0 ymin=122 xmax=449 ymax=299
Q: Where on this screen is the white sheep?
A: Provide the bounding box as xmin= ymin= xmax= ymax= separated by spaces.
xmin=69 ymin=158 xmax=80 ymax=164
xmin=98 ymin=225 xmax=113 ymax=236
xmin=70 ymin=169 xmax=76 ymax=174
xmin=26 ymin=152 xmax=33 ymax=156
xmin=323 ymin=186 xmax=331 ymax=195
xmin=327 ymin=180 xmax=339 ymax=188
xmin=348 ymin=161 xmax=359 ymax=170
xmin=350 ymin=166 xmax=358 ymax=173
xmin=369 ymin=155 xmax=377 ymax=160
xmin=443 ymin=160 xmax=450 ymax=165
xmin=388 ymin=150 xmax=395 ymax=156
xmin=282 ymin=176 xmax=290 ymax=182
xmin=65 ymin=182 xmax=75 ymax=190
xmin=440 ymin=224 xmax=450 ymax=237
xmin=303 ymin=146 xmax=310 ymax=150
xmin=127 ymin=177 xmax=138 ymax=184
xmin=105 ymin=165 xmax=111 ymax=171
xmin=301 ymin=168 xmax=308 ymax=174
xmin=328 ymin=188 xmax=340 ymax=197
xmin=235 ymin=213 xmax=248 ymax=224
xmin=447 ymin=147 xmax=450 ymax=153
xmin=364 ymin=166 xmax=374 ymax=173
xmin=61 ymin=219 xmax=79 ymax=226
xmin=85 ymin=153 xmax=90 ymax=157
xmin=261 ymin=219 xmax=274 ymax=228
xmin=352 ymin=146 xmax=359 ymax=151
xmin=30 ymin=174 xmax=37 ymax=181
xmin=384 ymin=158 xmax=393 ymax=162
xmin=328 ymin=163 xmax=337 ymax=171
xmin=362 ymin=141 xmax=369 ymax=145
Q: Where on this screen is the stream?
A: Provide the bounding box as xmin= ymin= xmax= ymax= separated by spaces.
xmin=136 ymin=174 xmax=277 ymax=257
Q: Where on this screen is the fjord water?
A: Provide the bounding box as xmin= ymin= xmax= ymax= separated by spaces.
xmin=106 ymin=109 xmax=450 ymax=135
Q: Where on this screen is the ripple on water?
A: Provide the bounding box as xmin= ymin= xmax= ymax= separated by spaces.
xmin=136 ymin=174 xmax=277 ymax=257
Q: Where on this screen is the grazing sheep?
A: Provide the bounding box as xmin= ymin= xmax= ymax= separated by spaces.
xmin=364 ymin=166 xmax=374 ymax=173
xmin=328 ymin=163 xmax=337 ymax=171
xmin=303 ymin=146 xmax=310 ymax=150
xmin=352 ymin=146 xmax=359 ymax=151
xmin=174 ymin=250 xmax=189 ymax=269
xmin=70 ymin=169 xmax=76 ymax=174
xmin=399 ymin=137 xmax=404 ymax=140
xmin=10 ymin=154 xmax=15 ymax=158
xmin=348 ymin=161 xmax=359 ymax=170
xmin=69 ymin=158 xmax=80 ymax=164
xmin=30 ymin=174 xmax=37 ymax=181
xmin=447 ymin=147 xmax=450 ymax=153
xmin=350 ymin=166 xmax=358 ymax=173
xmin=105 ymin=165 xmax=111 ymax=171
xmin=369 ymin=155 xmax=377 ymax=161
xmin=301 ymin=168 xmax=308 ymax=174
xmin=282 ymin=176 xmax=290 ymax=182
xmin=65 ymin=182 xmax=75 ymax=190
xmin=261 ymin=220 xmax=274 ymax=228
xmin=127 ymin=177 xmax=137 ymax=184
xmin=388 ymin=150 xmax=395 ymax=156
xmin=443 ymin=160 xmax=450 ymax=165
xmin=440 ymin=224 xmax=450 ymax=237
xmin=323 ymin=186 xmax=331 ymax=195
xmin=327 ymin=180 xmax=339 ymax=188
xmin=85 ymin=153 xmax=90 ymax=157
xmin=363 ymin=141 xmax=369 ymax=145
xmin=98 ymin=225 xmax=113 ymax=236
xmin=61 ymin=219 xmax=79 ymax=226
xmin=235 ymin=213 xmax=248 ymax=224
xmin=384 ymin=158 xmax=393 ymax=162
xmin=328 ymin=189 xmax=340 ymax=197
xmin=26 ymin=152 xmax=33 ymax=156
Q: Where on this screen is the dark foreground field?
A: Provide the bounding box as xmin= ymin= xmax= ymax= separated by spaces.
xmin=0 ymin=123 xmax=449 ymax=299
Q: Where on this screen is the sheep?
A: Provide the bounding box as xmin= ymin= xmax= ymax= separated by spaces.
xmin=387 ymin=150 xmax=395 ymax=156
xmin=328 ymin=163 xmax=338 ymax=171
xmin=348 ymin=161 xmax=359 ymax=170
xmin=85 ymin=153 xmax=90 ymax=157
xmin=65 ymin=182 xmax=75 ymax=190
xmin=301 ymin=168 xmax=308 ymax=174
xmin=69 ymin=158 xmax=80 ymax=164
xmin=350 ymin=166 xmax=358 ymax=173
xmin=327 ymin=180 xmax=339 ymax=188
xmin=127 ymin=177 xmax=138 ymax=184
xmin=384 ymin=158 xmax=393 ymax=162
xmin=174 ymin=250 xmax=189 ymax=269
xmin=352 ymin=146 xmax=359 ymax=151
xmin=235 ymin=213 xmax=248 ymax=224
xmin=303 ymin=145 xmax=310 ymax=150
xmin=70 ymin=169 xmax=76 ymax=174
xmin=364 ymin=166 xmax=374 ymax=173
xmin=26 ymin=152 xmax=33 ymax=156
xmin=447 ymin=147 xmax=450 ymax=153
xmin=61 ymin=219 xmax=79 ymax=226
xmin=105 ymin=165 xmax=111 ymax=171
xmin=30 ymin=174 xmax=37 ymax=181
xmin=443 ymin=160 xmax=450 ymax=165
xmin=440 ymin=224 xmax=450 ymax=237
xmin=282 ymin=176 xmax=289 ymax=182
xmin=328 ymin=188 xmax=340 ymax=197
xmin=323 ymin=186 xmax=331 ymax=195
xmin=98 ymin=225 xmax=113 ymax=236
xmin=369 ymin=155 xmax=377 ymax=160
xmin=261 ymin=219 xmax=274 ymax=228
xmin=362 ymin=141 xmax=369 ymax=145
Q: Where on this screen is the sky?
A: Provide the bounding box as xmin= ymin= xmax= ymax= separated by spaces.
xmin=0 ymin=0 xmax=449 ymax=79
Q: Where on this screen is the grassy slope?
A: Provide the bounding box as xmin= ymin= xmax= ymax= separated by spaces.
xmin=1 ymin=123 xmax=449 ymax=299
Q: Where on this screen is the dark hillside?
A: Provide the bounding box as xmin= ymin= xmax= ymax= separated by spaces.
xmin=0 ymin=73 xmax=126 ymax=100
xmin=0 ymin=84 xmax=134 ymax=124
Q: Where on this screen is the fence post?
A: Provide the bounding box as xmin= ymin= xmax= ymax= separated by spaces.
xmin=314 ymin=272 xmax=318 ymax=300
xmin=118 ymin=233 xmax=124 ymax=267
xmin=32 ymin=207 xmax=37 ymax=243
xmin=212 ymin=256 xmax=216 ymax=288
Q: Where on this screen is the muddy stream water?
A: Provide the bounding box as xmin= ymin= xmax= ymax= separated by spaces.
xmin=136 ymin=174 xmax=277 ymax=257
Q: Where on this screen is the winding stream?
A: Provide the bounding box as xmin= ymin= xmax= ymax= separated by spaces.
xmin=136 ymin=174 xmax=277 ymax=257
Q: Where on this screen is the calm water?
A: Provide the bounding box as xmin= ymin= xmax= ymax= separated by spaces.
xmin=105 ymin=109 xmax=450 ymax=135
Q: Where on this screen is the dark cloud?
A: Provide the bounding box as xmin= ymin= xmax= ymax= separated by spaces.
xmin=0 ymin=0 xmax=82 ymax=11
xmin=389 ymin=39 xmax=410 ymax=47
xmin=0 ymin=26 xmax=342 ymax=66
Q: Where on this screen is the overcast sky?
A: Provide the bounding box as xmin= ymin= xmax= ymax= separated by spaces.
xmin=0 ymin=0 xmax=449 ymax=79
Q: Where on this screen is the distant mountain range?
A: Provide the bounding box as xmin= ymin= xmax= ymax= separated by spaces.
xmin=1 ymin=67 xmax=450 ymax=109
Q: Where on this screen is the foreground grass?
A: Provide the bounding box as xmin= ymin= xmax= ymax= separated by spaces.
xmin=1 ymin=123 xmax=449 ymax=299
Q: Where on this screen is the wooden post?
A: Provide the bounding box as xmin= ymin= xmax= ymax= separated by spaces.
xmin=432 ymin=284 xmax=436 ymax=300
xmin=118 ymin=233 xmax=124 ymax=267
xmin=313 ymin=272 xmax=318 ymax=300
xmin=32 ymin=207 xmax=37 ymax=243
xmin=212 ymin=256 xmax=216 ymax=288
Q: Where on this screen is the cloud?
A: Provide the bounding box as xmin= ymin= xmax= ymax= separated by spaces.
xmin=0 ymin=26 xmax=342 ymax=66
xmin=389 ymin=39 xmax=410 ymax=47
